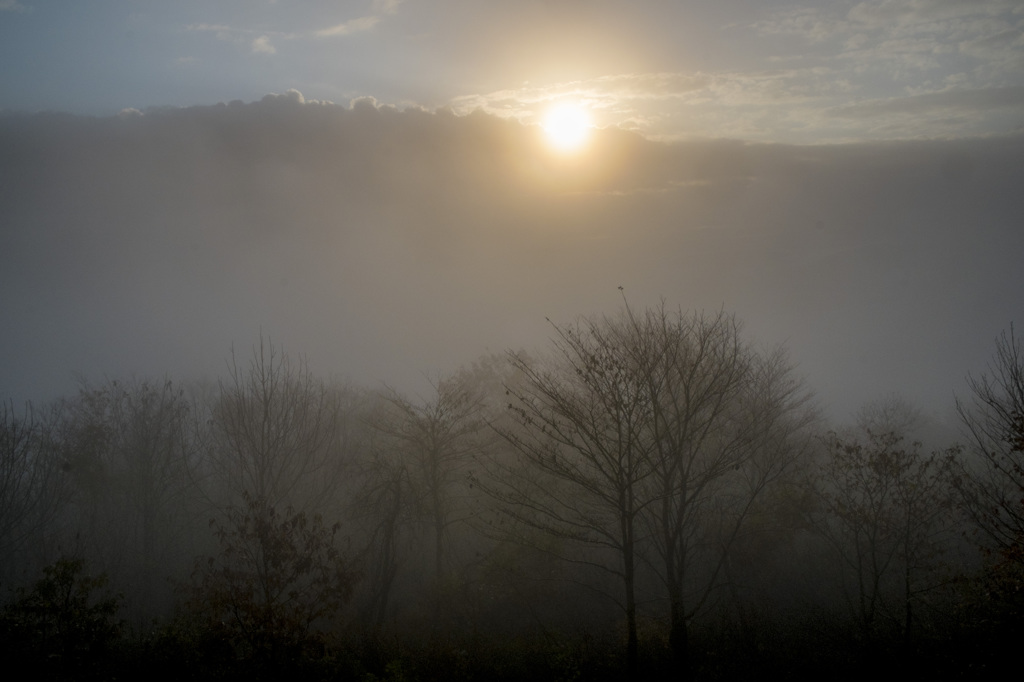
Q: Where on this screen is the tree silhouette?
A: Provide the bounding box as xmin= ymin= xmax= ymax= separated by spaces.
xmin=809 ymin=424 xmax=956 ymax=642
xmin=205 ymin=336 xmax=341 ymax=512
xmin=487 ymin=313 xmax=654 ymax=674
xmin=956 ymin=325 xmax=1024 ymax=559
xmin=0 ymin=557 xmax=122 ymax=676
xmin=62 ymin=377 xmax=195 ymax=623
xmin=0 ymin=400 xmax=67 ymax=581
xmin=623 ymin=305 xmax=813 ymax=676
xmin=189 ymin=492 xmax=358 ymax=667
xmin=484 ymin=304 xmax=813 ymax=677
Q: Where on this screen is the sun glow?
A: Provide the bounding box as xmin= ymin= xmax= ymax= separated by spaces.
xmin=542 ymin=103 xmax=592 ymax=152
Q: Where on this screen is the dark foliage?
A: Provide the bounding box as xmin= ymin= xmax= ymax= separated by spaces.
xmin=0 ymin=557 xmax=122 ymax=680
xmin=187 ymin=491 xmax=359 ymax=673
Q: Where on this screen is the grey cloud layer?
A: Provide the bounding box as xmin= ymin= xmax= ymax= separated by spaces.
xmin=1 ymin=97 xmax=1021 ymax=420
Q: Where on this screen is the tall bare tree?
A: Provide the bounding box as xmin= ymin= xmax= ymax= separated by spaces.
xmin=0 ymin=400 xmax=67 ymax=582
xmin=205 ymin=336 xmax=340 ymax=513
xmin=487 ymin=313 xmax=656 ymax=674
xmin=623 ymin=305 xmax=814 ymax=675
xmin=955 ymin=325 xmax=1024 ymax=560
xmin=55 ymin=377 xmax=196 ymax=623
xmin=809 ymin=417 xmax=956 ymax=643
xmin=371 ymin=374 xmax=485 ymax=590
xmin=484 ymin=304 xmax=813 ymax=677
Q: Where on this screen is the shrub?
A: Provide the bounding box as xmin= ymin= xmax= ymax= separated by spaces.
xmin=189 ymin=492 xmax=359 ymax=670
xmin=0 ymin=557 xmax=122 ymax=678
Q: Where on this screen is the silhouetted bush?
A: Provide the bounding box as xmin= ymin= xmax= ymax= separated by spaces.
xmin=187 ymin=492 xmax=359 ymax=675
xmin=0 ymin=557 xmax=122 ymax=680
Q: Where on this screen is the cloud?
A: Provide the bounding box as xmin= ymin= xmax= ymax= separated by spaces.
xmin=959 ymin=28 xmax=1024 ymax=60
xmin=450 ymin=69 xmax=871 ymax=142
xmin=0 ymin=0 xmax=27 ymax=11
xmin=727 ymin=0 xmax=1024 ymax=139
xmin=175 ymin=3 xmax=1014 ymax=142
xmin=752 ymin=7 xmax=848 ymax=44
xmin=252 ymin=35 xmax=277 ymax=54
xmin=186 ymin=22 xmax=261 ymax=45
xmin=261 ymin=88 xmax=305 ymax=105
xmin=843 ymin=0 xmax=1023 ymax=58
xmin=314 ymin=0 xmax=403 ymax=37
xmin=451 ymin=73 xmax=719 ymax=125
xmin=371 ymin=0 xmax=402 ymax=15
xmin=847 ymin=0 xmax=1017 ymax=31
xmin=828 ymin=85 xmax=1024 ymax=118
xmin=314 ymin=15 xmax=379 ymax=38
xmin=186 ymin=22 xmax=241 ymax=35
xmin=452 ymin=63 xmax=1023 ymax=142
xmin=958 ymin=26 xmax=1024 ymax=79
xmin=189 ymin=1 xmax=401 ymax=46
xmin=752 ymin=0 xmax=1024 ymax=82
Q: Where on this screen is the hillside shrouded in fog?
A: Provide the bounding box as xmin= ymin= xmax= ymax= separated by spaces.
xmin=1 ymin=95 xmax=1022 ymax=419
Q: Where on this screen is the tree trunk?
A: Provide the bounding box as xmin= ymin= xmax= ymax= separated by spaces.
xmin=623 ymin=511 xmax=639 ymax=677
xmin=669 ymin=591 xmax=690 ymax=681
xmin=903 ymin=556 xmax=912 ymax=648
xmin=625 ymin=559 xmax=638 ymax=676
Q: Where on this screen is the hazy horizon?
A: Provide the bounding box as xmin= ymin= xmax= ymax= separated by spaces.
xmin=1 ymin=95 xmax=1021 ymax=423
xmin=2 ymin=0 xmax=1022 ymax=423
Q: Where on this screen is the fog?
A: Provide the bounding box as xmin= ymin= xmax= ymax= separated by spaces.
xmin=2 ymin=92 xmax=1022 ymax=419
xmin=2 ymin=92 xmax=1023 ymax=679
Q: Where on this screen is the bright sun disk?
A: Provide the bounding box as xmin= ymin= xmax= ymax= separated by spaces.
xmin=543 ymin=103 xmax=592 ymax=152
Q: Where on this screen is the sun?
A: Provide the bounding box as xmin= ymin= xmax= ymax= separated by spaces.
xmin=542 ymin=103 xmax=592 ymax=152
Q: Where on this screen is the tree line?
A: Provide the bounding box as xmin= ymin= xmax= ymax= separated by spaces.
xmin=1 ymin=305 xmax=1022 ymax=681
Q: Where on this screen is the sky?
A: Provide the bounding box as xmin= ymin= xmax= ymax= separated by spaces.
xmin=1 ymin=1 xmax=1023 ymax=423
xmin=3 ymin=0 xmax=1024 ymax=142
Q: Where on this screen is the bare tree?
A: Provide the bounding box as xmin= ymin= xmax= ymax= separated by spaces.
xmin=0 ymin=400 xmax=67 ymax=581
xmin=54 ymin=377 xmax=196 ymax=623
xmin=483 ymin=304 xmax=813 ymax=677
xmin=856 ymin=393 xmax=923 ymax=436
xmin=955 ymin=325 xmax=1024 ymax=560
xmin=486 ymin=313 xmax=656 ymax=674
xmin=205 ymin=336 xmax=340 ymax=512
xmin=351 ymin=443 xmax=411 ymax=628
xmin=370 ymin=375 xmax=485 ymax=592
xmin=809 ymin=403 xmax=957 ymax=643
xmin=624 ymin=305 xmax=814 ymax=675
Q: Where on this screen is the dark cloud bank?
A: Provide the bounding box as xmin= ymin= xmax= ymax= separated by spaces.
xmin=2 ymin=94 xmax=1022 ymax=420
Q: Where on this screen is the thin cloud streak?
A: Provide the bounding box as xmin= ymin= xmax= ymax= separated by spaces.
xmin=828 ymin=85 xmax=1024 ymax=117
xmin=450 ymin=68 xmax=1019 ymax=142
xmin=315 ymin=16 xmax=380 ymax=38
xmin=187 ymin=1 xmax=400 ymax=48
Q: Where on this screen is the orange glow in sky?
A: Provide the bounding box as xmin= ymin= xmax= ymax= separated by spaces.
xmin=542 ymin=103 xmax=592 ymax=152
